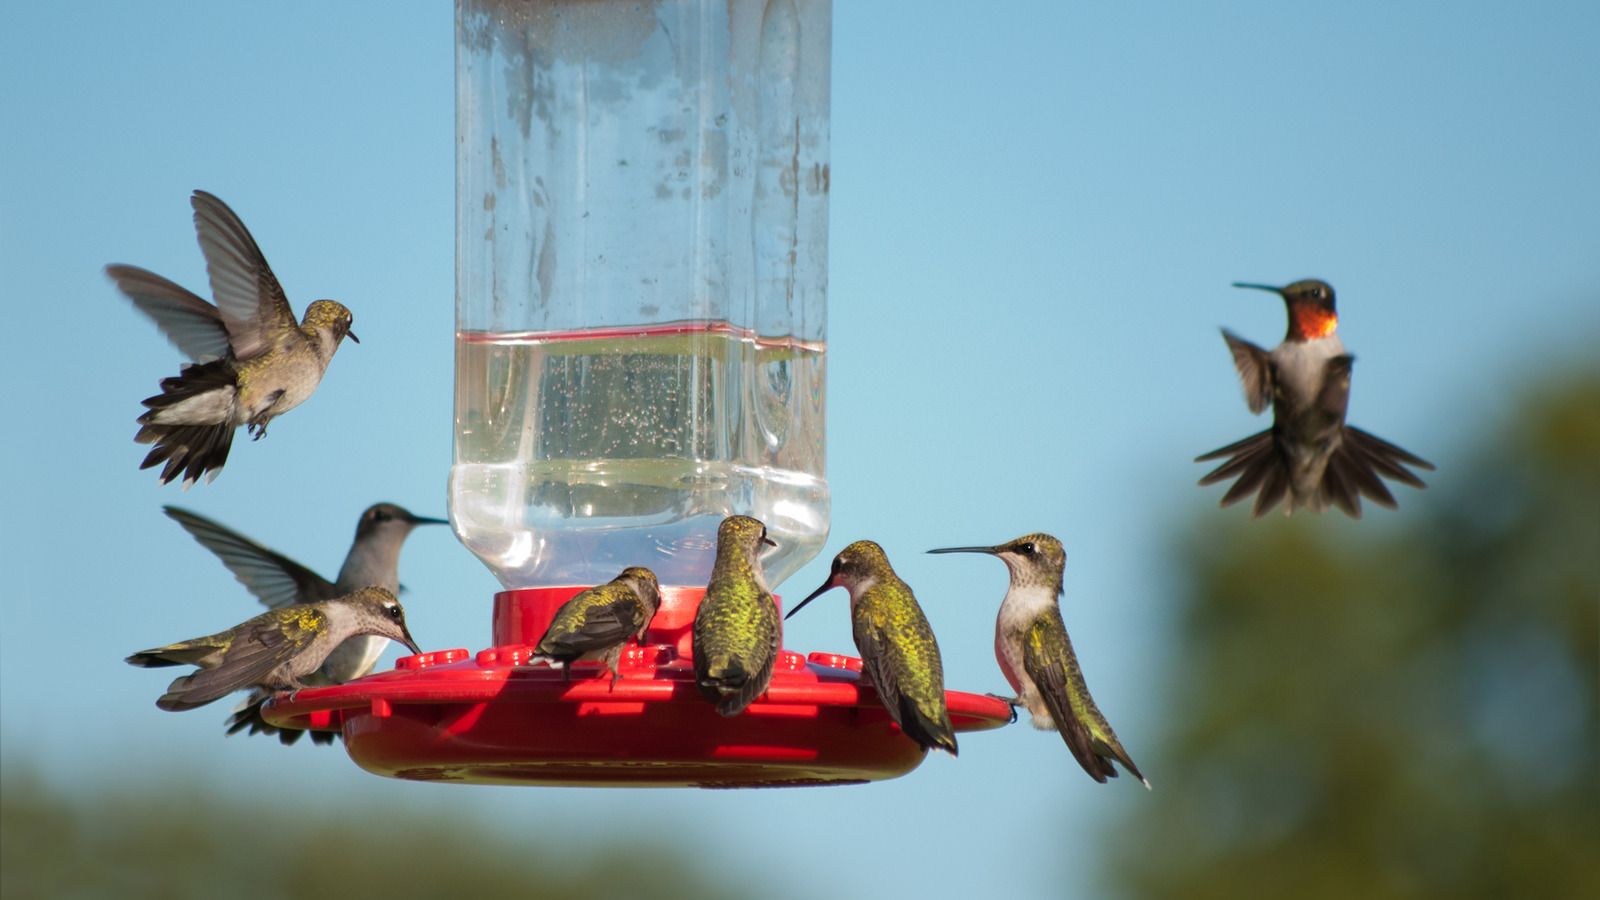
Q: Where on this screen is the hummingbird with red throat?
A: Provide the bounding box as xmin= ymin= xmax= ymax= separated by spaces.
xmin=1196 ymin=279 xmax=1434 ymax=518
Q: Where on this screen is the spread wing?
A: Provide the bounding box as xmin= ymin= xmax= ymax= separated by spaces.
xmin=1222 ymin=330 xmax=1275 ymax=415
xmin=163 ymin=506 xmax=335 ymax=609
xmin=155 ymin=609 xmax=324 ymax=711
xmin=191 ymin=190 xmax=295 ymax=361
xmin=1023 ymin=612 xmax=1147 ymax=786
xmin=106 ymin=264 xmax=232 ymax=363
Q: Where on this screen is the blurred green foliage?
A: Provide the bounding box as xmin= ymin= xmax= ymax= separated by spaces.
xmin=1111 ymin=371 xmax=1599 ymax=899
xmin=1 ymin=769 xmax=753 ymax=900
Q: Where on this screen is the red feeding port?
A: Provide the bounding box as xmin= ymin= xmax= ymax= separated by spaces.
xmin=263 ymin=586 xmax=1013 ymax=788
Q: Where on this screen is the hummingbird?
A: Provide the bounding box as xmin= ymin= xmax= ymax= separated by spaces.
xmin=530 ymin=567 xmax=662 ymax=685
xmin=164 ymin=503 xmax=446 ymax=744
xmin=789 ymin=541 xmax=958 ymax=756
xmin=929 ymin=534 xmax=1146 ymax=786
xmin=692 ymin=516 xmax=781 ymax=717
xmin=1196 ymin=280 xmax=1434 ymax=518
xmin=107 ymin=190 xmax=358 ymax=488
xmin=126 ymin=586 xmax=422 ymax=713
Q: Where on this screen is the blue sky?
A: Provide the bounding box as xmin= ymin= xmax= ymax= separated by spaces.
xmin=2 ymin=3 xmax=1596 ymax=898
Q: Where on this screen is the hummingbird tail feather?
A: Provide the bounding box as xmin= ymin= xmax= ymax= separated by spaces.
xmin=137 ymin=422 xmax=236 ymax=487
xmin=1200 ymin=425 xmax=1431 ymax=520
xmin=125 ymin=643 xmax=214 ymax=668
xmin=1104 ymin=742 xmax=1149 ymax=788
xmin=1251 ymin=460 xmax=1292 ymax=518
xmin=1058 ymin=717 xmax=1112 ymax=784
xmin=225 ymin=691 xmax=316 ymax=745
xmin=135 ymin=357 xmax=239 ymax=485
xmin=701 ymin=657 xmax=772 ymax=717
xmin=899 ymin=699 xmax=958 ymax=757
xmin=1196 ymin=430 xmax=1290 ymax=516
xmin=1319 ymin=426 xmax=1432 ymax=518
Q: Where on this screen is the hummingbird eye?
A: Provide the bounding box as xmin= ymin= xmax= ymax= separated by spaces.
xmin=386 ymin=604 xmax=402 ymax=620
xmin=374 ymin=510 xmax=392 ymax=522
xmin=1019 ymin=542 xmax=1036 ymax=555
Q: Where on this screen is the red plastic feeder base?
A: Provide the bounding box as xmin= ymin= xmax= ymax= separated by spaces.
xmin=263 ymin=586 xmax=1012 ymax=787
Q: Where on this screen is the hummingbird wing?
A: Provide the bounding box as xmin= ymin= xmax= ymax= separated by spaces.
xmin=853 ymin=608 xmax=958 ymax=756
xmin=190 ymin=190 xmax=297 ymax=361
xmin=163 ymin=506 xmax=336 ymax=609
xmin=153 ymin=608 xmax=326 ymax=711
xmin=1222 ymin=330 xmax=1275 ymax=415
xmin=106 ymin=265 xmax=232 ymax=364
xmin=1022 ymin=609 xmax=1148 ymax=787
xmin=535 ymin=588 xmax=646 ymax=658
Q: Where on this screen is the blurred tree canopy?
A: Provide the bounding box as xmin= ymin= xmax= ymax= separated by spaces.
xmin=1 ymin=770 xmax=754 ymax=900
xmin=1110 ymin=370 xmax=1598 ymax=899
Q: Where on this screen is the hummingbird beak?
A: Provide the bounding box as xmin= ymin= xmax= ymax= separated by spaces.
xmin=347 ymin=330 xmax=361 ymax=344
xmin=407 ymin=514 xmax=449 ymax=526
xmin=784 ymin=577 xmax=836 ymax=621
xmin=1230 ymin=282 xmax=1284 ymax=295
xmin=398 ymin=627 xmax=422 ymax=656
xmin=761 ymin=536 xmax=777 ymax=548
xmin=926 ymin=545 xmax=1001 ymax=556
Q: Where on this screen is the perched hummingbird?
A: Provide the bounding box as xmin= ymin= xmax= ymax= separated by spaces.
xmin=107 ymin=190 xmax=358 ymax=488
xmin=789 ymin=541 xmax=958 ymax=756
xmin=929 ymin=534 xmax=1146 ymax=786
xmin=692 ymin=516 xmax=781 ymax=717
xmin=1196 ymin=280 xmax=1434 ymax=518
xmin=530 ymin=567 xmax=662 ymax=685
xmin=126 ymin=586 xmax=421 ymax=712
xmin=164 ymin=503 xmax=445 ymax=743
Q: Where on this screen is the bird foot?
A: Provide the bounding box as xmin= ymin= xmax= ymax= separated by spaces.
xmin=985 ymin=693 xmax=1021 ymax=723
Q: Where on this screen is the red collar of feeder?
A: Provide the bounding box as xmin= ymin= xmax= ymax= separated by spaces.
xmin=263 ymin=585 xmax=1012 ymax=788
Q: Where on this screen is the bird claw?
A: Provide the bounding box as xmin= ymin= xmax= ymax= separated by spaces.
xmin=985 ymin=693 xmax=1021 ymax=724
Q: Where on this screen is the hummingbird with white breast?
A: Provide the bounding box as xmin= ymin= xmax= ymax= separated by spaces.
xmin=789 ymin=540 xmax=958 ymax=756
xmin=107 ymin=190 xmax=358 ymax=488
xmin=164 ymin=503 xmax=445 ymax=743
xmin=530 ymin=567 xmax=662 ymax=685
xmin=1196 ymin=280 xmax=1433 ymax=518
xmin=929 ymin=534 xmax=1146 ymax=786
xmin=126 ymin=586 xmax=421 ymax=713
xmin=692 ymin=516 xmax=781 ymax=717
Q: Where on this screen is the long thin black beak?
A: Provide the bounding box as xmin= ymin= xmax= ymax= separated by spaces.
xmin=347 ymin=331 xmax=361 ymax=344
xmin=398 ymin=628 xmax=422 ymax=656
xmin=761 ymin=536 xmax=777 ymax=548
xmin=408 ymin=514 xmax=449 ymax=526
xmin=1231 ymin=282 xmax=1283 ymax=294
xmin=926 ymin=546 xmax=1000 ymax=556
xmin=784 ymin=578 xmax=835 ymax=621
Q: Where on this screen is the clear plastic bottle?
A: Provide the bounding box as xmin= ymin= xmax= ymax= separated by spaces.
xmin=452 ymin=0 xmax=831 ymax=590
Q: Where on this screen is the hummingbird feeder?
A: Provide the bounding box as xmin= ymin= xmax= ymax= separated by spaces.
xmin=264 ymin=0 xmax=1011 ymax=787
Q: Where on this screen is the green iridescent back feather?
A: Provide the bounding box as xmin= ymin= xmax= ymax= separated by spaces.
xmin=693 ymin=518 xmax=779 ymax=715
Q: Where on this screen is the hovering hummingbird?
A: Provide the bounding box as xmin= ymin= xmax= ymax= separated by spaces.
xmin=164 ymin=503 xmax=445 ymax=743
xmin=530 ymin=567 xmax=662 ymax=685
xmin=107 ymin=190 xmax=358 ymax=488
xmin=692 ymin=516 xmax=781 ymax=716
xmin=126 ymin=586 xmax=421 ymax=713
xmin=929 ymin=534 xmax=1146 ymax=786
xmin=1196 ymin=280 xmax=1433 ymax=518
xmin=789 ymin=541 xmax=958 ymax=756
